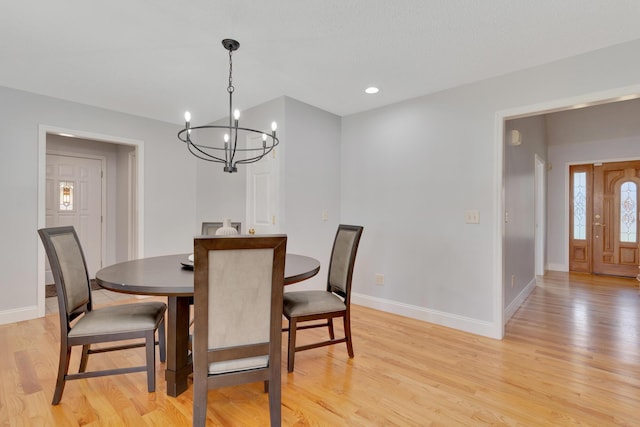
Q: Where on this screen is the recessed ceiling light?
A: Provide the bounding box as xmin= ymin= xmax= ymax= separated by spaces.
xmin=365 ymin=87 xmax=379 ymax=94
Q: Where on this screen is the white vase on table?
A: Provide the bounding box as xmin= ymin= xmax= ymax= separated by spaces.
xmin=215 ymin=218 xmax=238 ymax=236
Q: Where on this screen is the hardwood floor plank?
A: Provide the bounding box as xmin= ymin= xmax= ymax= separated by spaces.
xmin=1 ymin=272 xmax=639 ymax=425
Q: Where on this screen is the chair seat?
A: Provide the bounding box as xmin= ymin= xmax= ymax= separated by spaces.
xmin=69 ymin=302 xmax=166 ymax=338
xmin=283 ymin=291 xmax=346 ymax=317
xmin=209 ymin=356 xmax=269 ymax=374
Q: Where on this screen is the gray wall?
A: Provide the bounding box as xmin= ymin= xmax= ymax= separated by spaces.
xmin=0 ymin=86 xmax=196 ymax=322
xmin=282 ymin=97 xmax=342 ymax=290
xmin=341 ymin=39 xmax=640 ymax=337
xmin=503 ymin=116 xmax=547 ymax=308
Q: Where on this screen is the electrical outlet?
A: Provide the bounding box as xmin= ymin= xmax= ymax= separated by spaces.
xmin=321 ymin=209 xmax=329 ymax=221
xmin=465 ymin=210 xmax=480 ymax=224
xmin=375 ymin=274 xmax=384 ymax=286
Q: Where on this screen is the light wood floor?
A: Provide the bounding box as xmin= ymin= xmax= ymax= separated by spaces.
xmin=1 ymin=272 xmax=639 ymax=426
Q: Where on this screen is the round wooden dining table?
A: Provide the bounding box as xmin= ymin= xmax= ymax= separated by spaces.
xmin=95 ymin=253 xmax=320 ymax=397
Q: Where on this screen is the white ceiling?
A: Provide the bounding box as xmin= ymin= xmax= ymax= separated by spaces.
xmin=2 ymin=1 xmax=640 ymax=125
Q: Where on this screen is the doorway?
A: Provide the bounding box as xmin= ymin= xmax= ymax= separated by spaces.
xmin=569 ymin=161 xmax=640 ymax=277
xmin=37 ymin=126 xmax=145 ymax=317
xmin=496 ymin=86 xmax=640 ymax=338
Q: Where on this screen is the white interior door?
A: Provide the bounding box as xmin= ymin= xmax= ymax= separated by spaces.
xmin=46 ymin=154 xmax=103 ymax=279
xmin=246 ymin=134 xmax=280 ymax=234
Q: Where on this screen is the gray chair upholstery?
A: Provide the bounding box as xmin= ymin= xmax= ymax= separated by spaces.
xmin=38 ymin=226 xmax=166 ymax=405
xmin=283 ymin=224 xmax=363 ymax=373
xmin=192 ymin=235 xmax=287 ymax=427
xmin=201 ymin=221 xmax=241 ymax=235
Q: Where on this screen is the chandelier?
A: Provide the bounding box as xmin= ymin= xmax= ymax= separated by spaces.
xmin=177 ymin=39 xmax=279 ymax=173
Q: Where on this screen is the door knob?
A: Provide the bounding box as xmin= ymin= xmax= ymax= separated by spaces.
xmin=249 ymin=228 xmax=256 ymax=235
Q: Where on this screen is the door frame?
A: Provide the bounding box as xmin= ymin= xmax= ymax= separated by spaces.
xmin=567 ymin=159 xmax=640 ymax=274
xmin=534 ymin=154 xmax=546 ymax=276
xmin=37 ymin=125 xmax=145 ymax=317
xmin=44 ymin=151 xmax=107 ymax=283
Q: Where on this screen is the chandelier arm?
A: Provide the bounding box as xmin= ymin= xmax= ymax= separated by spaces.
xmin=187 ymin=143 xmax=226 ymax=163
xmin=179 ymin=126 xmax=279 ymax=151
xmin=234 ymin=155 xmax=269 ymax=166
xmin=234 ymin=145 xmax=276 ymax=165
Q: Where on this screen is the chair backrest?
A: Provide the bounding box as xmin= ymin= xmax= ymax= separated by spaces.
xmin=38 ymin=226 xmax=92 ymax=326
xmin=201 ymin=221 xmax=241 ymax=235
xmin=327 ymin=225 xmax=364 ymax=299
xmin=193 ymin=235 xmax=286 ymax=377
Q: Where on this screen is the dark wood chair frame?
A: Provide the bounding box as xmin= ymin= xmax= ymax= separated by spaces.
xmin=283 ymin=224 xmax=364 ymax=373
xmin=192 ymin=235 xmax=287 ymax=427
xmin=38 ymin=226 xmax=166 ymax=405
xmin=201 ymin=221 xmax=242 ymax=235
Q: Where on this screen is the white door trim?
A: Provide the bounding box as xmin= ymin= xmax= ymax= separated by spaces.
xmin=37 ymin=125 xmax=145 ymax=318
xmin=534 ymin=154 xmax=546 ymax=276
xmin=127 ymin=150 xmax=138 ymax=260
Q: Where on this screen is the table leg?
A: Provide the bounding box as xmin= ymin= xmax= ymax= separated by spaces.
xmin=165 ymin=295 xmax=192 ymax=397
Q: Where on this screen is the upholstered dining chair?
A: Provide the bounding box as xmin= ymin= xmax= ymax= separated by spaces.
xmin=192 ymin=235 xmax=287 ymax=427
xmin=38 ymin=226 xmax=166 ymax=405
xmin=283 ymin=224 xmax=363 ymax=373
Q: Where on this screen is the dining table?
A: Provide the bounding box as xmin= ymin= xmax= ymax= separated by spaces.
xmin=95 ymin=252 xmax=320 ymax=397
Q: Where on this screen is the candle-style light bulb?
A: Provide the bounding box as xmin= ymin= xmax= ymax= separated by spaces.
xmin=224 ymin=133 xmax=229 ymax=143
xmin=184 ymin=111 xmax=191 ymax=123
xmin=271 ymin=121 xmax=277 ymax=132
xmin=262 ymin=134 xmax=267 ymax=142
xmin=233 ymin=109 xmax=240 ymax=120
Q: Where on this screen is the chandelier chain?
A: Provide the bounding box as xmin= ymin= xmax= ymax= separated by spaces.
xmin=227 ymin=49 xmax=234 ymax=93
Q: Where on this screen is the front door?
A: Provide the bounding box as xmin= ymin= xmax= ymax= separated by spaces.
xmin=569 ymin=161 xmax=640 ymax=277
xmin=592 ymin=161 xmax=640 ymax=276
xmin=46 ymin=154 xmax=103 ymax=279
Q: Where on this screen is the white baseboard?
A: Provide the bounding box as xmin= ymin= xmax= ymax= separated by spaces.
xmin=547 ymin=263 xmax=568 ymax=272
xmin=351 ymin=292 xmax=497 ymax=339
xmin=0 ymin=305 xmax=42 ymax=326
xmin=504 ymin=278 xmax=537 ymax=322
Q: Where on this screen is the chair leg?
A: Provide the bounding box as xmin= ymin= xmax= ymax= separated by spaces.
xmin=268 ymin=371 xmax=282 ymax=426
xmin=145 ymin=331 xmax=156 ymax=392
xmin=52 ymin=345 xmax=72 ymax=405
xmin=158 ymin=319 xmax=166 ymax=363
xmin=343 ymin=313 xmax=354 ymax=358
xmin=192 ymin=370 xmax=208 ymax=427
xmin=287 ymin=318 xmax=297 ymax=373
xmin=79 ymin=344 xmax=90 ymax=372
xmin=327 ymin=318 xmax=335 ymax=340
